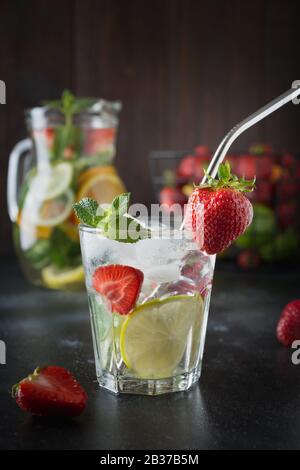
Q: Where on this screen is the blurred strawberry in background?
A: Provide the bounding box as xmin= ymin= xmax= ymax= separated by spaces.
xmin=235 ymin=144 xmax=273 ymax=180
xmin=177 ymin=154 xmax=201 ymax=180
xmin=236 ymin=154 xmax=273 ymax=180
xmin=248 ymin=180 xmax=273 ymax=205
xmin=278 ymin=174 xmax=299 ymax=200
xmin=282 ymin=152 xmax=298 ymax=169
xmin=277 ymin=201 xmax=298 ymax=229
xmin=159 ymin=169 xmax=187 ymax=212
xmin=152 ymin=141 xmax=300 ymax=266
xmin=237 ymin=249 xmax=261 ymax=269
xmin=176 ymin=145 xmax=211 ymax=184
xmin=232 ymin=143 xmax=300 ymax=264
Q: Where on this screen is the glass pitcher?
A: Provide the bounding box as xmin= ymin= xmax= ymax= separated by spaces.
xmin=7 ymin=96 xmax=125 ymax=290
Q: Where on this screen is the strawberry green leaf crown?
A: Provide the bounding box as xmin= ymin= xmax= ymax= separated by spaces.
xmin=199 ymin=161 xmax=255 ymax=192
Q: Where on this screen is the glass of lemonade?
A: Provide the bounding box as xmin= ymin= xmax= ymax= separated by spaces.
xmin=79 ymin=221 xmax=215 ymax=395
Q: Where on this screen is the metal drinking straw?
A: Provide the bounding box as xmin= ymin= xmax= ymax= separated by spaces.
xmin=180 ymin=86 xmax=300 ymax=230
xmin=202 ymin=86 xmax=300 ymax=183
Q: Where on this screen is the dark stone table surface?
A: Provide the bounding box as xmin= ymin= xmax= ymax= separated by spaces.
xmin=0 ymin=258 xmax=300 ymax=450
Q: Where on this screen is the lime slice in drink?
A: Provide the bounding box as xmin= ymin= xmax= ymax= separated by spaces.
xmin=120 ymin=294 xmax=204 ymax=379
xmin=42 ymin=264 xmax=84 ymax=290
xmin=31 ymin=162 xmax=73 ymax=201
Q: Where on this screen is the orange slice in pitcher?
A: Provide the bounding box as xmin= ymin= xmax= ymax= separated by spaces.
xmin=78 ymin=165 xmax=117 ymax=187
xmin=77 ymin=170 xmax=126 ymax=205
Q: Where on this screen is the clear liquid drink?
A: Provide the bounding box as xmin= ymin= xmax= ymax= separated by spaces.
xmin=80 ymin=224 xmax=215 ymax=395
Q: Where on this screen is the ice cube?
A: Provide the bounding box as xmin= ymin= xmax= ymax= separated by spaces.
xmin=180 ymin=250 xmax=215 ymax=294
xmin=146 ymin=277 xmax=197 ymax=301
xmin=143 ymin=264 xmax=181 ymax=283
xmin=80 ymin=234 xmax=111 ymax=287
xmin=81 ymin=231 xmax=112 ymax=265
xmin=135 ymin=237 xmax=189 ymax=270
xmin=116 ymin=242 xmax=139 ymax=269
xmin=81 ymin=231 xmax=139 ymax=287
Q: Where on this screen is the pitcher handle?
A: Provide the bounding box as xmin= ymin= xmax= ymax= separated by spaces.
xmin=7 ymin=138 xmax=32 ymax=222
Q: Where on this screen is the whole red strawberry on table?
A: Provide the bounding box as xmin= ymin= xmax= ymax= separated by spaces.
xmin=277 ymin=300 xmax=300 ymax=348
xmin=12 ymin=366 xmax=87 ymax=417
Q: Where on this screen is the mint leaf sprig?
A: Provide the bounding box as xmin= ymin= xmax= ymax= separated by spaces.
xmin=73 ymin=193 xmax=150 ymax=243
xmin=43 ymin=90 xmax=99 ymax=162
xmin=200 ymin=161 xmax=255 ymax=192
xmin=73 ymin=197 xmax=104 ymax=228
xmin=44 ymin=90 xmax=98 ymax=127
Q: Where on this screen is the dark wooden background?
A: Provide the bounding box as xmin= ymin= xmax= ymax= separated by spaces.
xmin=1 ymin=0 xmax=300 ymax=255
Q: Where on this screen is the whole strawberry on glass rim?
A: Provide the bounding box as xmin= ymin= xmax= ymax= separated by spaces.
xmin=185 ymin=161 xmax=255 ymax=255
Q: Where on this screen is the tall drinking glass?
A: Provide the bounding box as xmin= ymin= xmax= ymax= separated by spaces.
xmin=79 ymin=223 xmax=215 ymax=395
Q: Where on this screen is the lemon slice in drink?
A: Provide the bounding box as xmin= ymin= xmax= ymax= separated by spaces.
xmin=120 ymin=295 xmax=204 ymax=379
xmin=42 ymin=264 xmax=84 ymax=290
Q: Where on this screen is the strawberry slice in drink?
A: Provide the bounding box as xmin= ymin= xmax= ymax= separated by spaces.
xmin=92 ymin=265 xmax=144 ymax=315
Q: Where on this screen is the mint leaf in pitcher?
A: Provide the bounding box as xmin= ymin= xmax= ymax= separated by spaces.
xmin=43 ymin=90 xmax=98 ymax=162
xmin=44 ymin=90 xmax=98 ymax=118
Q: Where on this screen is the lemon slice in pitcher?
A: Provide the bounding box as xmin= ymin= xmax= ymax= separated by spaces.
xmin=35 ymin=189 xmax=74 ymax=227
xmin=120 ymin=295 xmax=204 ymax=379
xmin=21 ymin=189 xmax=74 ymax=228
xmin=42 ymin=264 xmax=84 ymax=290
xmin=30 ymin=162 xmax=73 ymax=201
